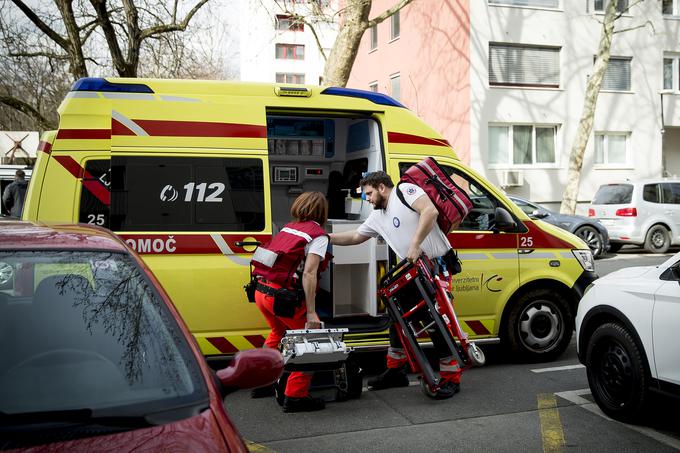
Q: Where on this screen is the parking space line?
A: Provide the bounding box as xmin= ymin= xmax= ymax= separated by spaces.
xmin=531 ymin=364 xmax=585 ymax=373
xmin=556 ymin=389 xmax=680 ymax=450
xmin=245 ymin=440 xmax=277 ymax=452
xmin=538 ymin=393 xmax=566 ymax=453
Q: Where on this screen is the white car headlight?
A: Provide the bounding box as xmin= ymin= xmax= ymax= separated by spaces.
xmin=573 ymin=249 xmax=595 ymax=272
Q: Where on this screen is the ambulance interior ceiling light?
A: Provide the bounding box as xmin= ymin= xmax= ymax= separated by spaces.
xmin=321 ymin=87 xmax=405 ymax=108
xmin=71 ymin=77 xmax=154 ymax=94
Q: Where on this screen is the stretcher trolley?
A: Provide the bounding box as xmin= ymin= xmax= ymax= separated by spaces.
xmin=378 ymin=257 xmax=485 ymax=397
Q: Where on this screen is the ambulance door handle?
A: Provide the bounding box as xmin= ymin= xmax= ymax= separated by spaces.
xmin=235 ymin=241 xmax=261 ymax=247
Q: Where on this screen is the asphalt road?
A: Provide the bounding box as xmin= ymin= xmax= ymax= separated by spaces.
xmin=227 ymin=249 xmax=680 ymax=453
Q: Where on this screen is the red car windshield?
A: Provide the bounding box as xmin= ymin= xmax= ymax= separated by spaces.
xmin=0 ymin=250 xmax=208 ymax=420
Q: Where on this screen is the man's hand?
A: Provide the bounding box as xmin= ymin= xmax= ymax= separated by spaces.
xmin=305 ymin=311 xmax=322 ymax=329
xmin=406 ymin=243 xmax=422 ymax=263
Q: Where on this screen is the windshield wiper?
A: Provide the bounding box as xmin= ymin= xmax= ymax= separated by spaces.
xmin=0 ymin=408 xmax=153 ymax=429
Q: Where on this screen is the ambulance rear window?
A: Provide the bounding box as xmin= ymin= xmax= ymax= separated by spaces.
xmin=592 ymin=184 xmax=633 ymax=205
xmin=109 ymin=156 xmax=265 ymax=232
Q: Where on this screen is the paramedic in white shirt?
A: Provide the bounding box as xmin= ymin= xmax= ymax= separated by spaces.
xmin=329 ymin=171 xmax=462 ymax=400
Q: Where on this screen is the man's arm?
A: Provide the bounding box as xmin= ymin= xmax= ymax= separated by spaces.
xmin=302 ymin=253 xmax=322 ymax=329
xmin=329 ymin=229 xmax=371 ymax=246
xmin=405 ymin=194 xmax=439 ymax=262
xmin=2 ymin=185 xmax=13 ymax=211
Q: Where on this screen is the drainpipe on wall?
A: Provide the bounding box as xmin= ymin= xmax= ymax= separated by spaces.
xmin=661 ymin=93 xmax=667 ymax=177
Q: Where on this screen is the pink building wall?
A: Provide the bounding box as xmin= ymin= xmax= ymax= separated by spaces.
xmin=347 ymin=0 xmax=471 ymax=163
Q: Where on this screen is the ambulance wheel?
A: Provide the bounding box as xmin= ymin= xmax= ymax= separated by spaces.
xmin=466 ymin=342 xmax=486 ymax=366
xmin=504 ymin=289 xmax=573 ymax=362
xmin=274 ymin=372 xmax=290 ymax=406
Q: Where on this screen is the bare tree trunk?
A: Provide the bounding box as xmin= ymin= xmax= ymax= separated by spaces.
xmin=322 ymin=0 xmax=371 ymax=87
xmin=322 ymin=0 xmax=415 ymax=87
xmin=560 ymin=0 xmax=618 ymax=214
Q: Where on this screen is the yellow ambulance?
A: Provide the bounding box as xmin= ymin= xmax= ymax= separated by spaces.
xmin=23 ymin=78 xmax=596 ymax=363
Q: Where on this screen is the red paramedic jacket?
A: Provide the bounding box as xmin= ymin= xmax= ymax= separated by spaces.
xmin=251 ymin=221 xmax=331 ymax=289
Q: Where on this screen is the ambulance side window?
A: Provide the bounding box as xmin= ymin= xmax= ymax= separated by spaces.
xmin=398 ymin=162 xmax=499 ymax=232
xmin=78 ymin=159 xmax=111 ymax=228
xmin=110 ymin=156 xmax=265 ymax=232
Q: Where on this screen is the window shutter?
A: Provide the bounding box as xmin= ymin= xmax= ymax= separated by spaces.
xmin=489 ymin=44 xmax=560 ymax=87
xmin=602 ymin=57 xmax=631 ymax=91
xmin=489 ymin=0 xmax=559 ymax=7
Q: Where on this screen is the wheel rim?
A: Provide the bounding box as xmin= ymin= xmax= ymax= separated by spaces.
xmin=518 ymin=300 xmax=563 ymax=352
xmin=593 ymin=339 xmax=633 ymax=407
xmin=577 ymin=228 xmax=601 ymax=255
xmin=650 ymin=229 xmax=666 ymax=249
xmin=0 ymin=262 xmax=13 ymax=285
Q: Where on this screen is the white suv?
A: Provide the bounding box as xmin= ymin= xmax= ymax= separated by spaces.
xmin=589 ymin=179 xmax=680 ymax=253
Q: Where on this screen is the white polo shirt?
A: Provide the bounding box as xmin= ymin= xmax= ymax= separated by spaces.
xmin=357 ymin=183 xmax=451 ymax=259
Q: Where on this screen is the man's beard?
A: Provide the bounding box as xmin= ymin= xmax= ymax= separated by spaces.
xmin=373 ymin=193 xmax=387 ymax=210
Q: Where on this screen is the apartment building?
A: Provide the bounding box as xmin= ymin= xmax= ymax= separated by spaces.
xmin=236 ymin=0 xmax=338 ymax=86
xmin=348 ymin=0 xmax=680 ymax=212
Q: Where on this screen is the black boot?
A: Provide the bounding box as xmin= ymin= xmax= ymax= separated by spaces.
xmin=433 ymin=381 xmax=460 ymax=400
xmin=250 ymin=384 xmax=275 ymax=399
xmin=367 ymin=367 xmax=409 ymax=390
xmin=282 ymin=395 xmax=326 ymax=413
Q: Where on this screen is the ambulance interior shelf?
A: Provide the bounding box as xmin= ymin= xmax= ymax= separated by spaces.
xmin=266 ymin=113 xmax=385 ymax=319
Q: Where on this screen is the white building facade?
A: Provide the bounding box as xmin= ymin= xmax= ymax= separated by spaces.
xmin=236 ymin=0 xmax=338 ymax=86
xmin=471 ymin=0 xmax=680 ymax=212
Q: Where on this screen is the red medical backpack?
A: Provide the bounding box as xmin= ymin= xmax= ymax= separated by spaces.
xmin=397 ymin=157 xmax=473 ymax=233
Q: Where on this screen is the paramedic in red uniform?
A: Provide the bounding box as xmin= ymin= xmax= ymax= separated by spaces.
xmin=251 ymin=191 xmax=330 ymax=412
xmin=330 ymin=171 xmax=462 ymax=399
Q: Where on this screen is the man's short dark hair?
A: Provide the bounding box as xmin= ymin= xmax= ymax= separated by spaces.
xmin=360 ymin=171 xmax=394 ymax=189
xmin=15 ymin=170 xmax=25 ymax=179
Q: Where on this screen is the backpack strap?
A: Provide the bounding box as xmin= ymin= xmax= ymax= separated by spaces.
xmin=395 ymin=181 xmax=416 ymax=212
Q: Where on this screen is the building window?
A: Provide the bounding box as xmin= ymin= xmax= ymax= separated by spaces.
xmin=275 ymin=44 xmax=305 ymax=60
xmin=276 ymin=73 xmax=305 ymax=84
xmin=488 ymin=124 xmax=557 ymax=166
xmin=390 ymin=74 xmax=401 ymax=100
xmin=369 ymin=81 xmax=378 ymax=92
xmin=390 ymin=11 xmax=400 ymax=40
xmin=594 ymin=133 xmax=629 ymax=166
xmin=601 ymin=56 xmax=631 ymax=91
xmin=276 ymin=15 xmax=304 ymax=31
xmin=488 ymin=0 xmax=559 ymax=7
xmin=593 ymin=0 xmax=628 ymax=13
xmin=489 ymin=43 xmax=560 ymax=88
xmin=663 ymin=54 xmax=680 ymax=91
xmin=663 ymin=0 xmax=680 ymax=15
xmin=370 ymin=25 xmax=378 ymax=50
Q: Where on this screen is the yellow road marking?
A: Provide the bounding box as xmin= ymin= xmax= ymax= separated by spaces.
xmin=245 ymin=439 xmax=277 ymax=452
xmin=538 ymin=393 xmax=565 ymax=453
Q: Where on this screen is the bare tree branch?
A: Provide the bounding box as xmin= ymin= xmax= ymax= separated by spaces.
xmin=9 ymin=51 xmax=69 ymax=59
xmin=367 ymin=0 xmax=414 ymax=27
xmin=10 ymin=0 xmax=69 ymax=50
xmin=139 ymin=0 xmax=208 ymax=39
xmin=0 ymin=95 xmax=56 ymax=129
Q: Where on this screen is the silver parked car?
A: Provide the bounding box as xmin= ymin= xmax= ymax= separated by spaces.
xmin=589 ymin=179 xmax=680 ymax=253
xmin=509 ymin=196 xmax=610 ymax=259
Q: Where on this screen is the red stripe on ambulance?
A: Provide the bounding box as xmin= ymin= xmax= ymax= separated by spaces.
xmin=119 ymin=234 xmax=271 ymax=255
xmin=111 ymin=118 xmax=137 ymax=136
xmin=206 ymin=337 xmax=238 ymax=354
xmin=124 ymin=119 xmax=267 ymax=138
xmin=37 ymin=141 xmax=52 ymax=154
xmin=56 ymin=129 xmax=111 ymax=140
xmin=387 ymin=132 xmax=451 ymax=148
xmin=53 ymin=156 xmax=110 ymax=206
xmin=465 ymin=320 xmax=490 ymax=335
xmin=245 ymin=335 xmax=267 ymax=348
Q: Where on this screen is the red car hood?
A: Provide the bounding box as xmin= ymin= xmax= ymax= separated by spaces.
xmin=13 ymin=408 xmax=243 ymax=452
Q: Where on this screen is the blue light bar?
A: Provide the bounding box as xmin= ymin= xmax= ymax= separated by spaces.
xmin=71 ymin=77 xmax=154 ymax=94
xmin=321 ymin=87 xmax=405 ymax=108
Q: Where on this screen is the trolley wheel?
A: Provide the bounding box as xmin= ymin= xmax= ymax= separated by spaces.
xmin=274 ymin=372 xmax=289 ymax=406
xmin=466 ymin=342 xmax=486 ymax=366
xmin=419 ymin=377 xmax=439 ymax=399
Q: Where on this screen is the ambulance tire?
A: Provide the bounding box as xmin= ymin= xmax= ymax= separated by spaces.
xmin=335 ymin=360 xmax=364 ymax=402
xmin=504 ymin=289 xmax=573 ymax=363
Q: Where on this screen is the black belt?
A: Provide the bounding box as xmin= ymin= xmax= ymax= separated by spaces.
xmin=256 ymin=282 xmax=280 ymax=297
